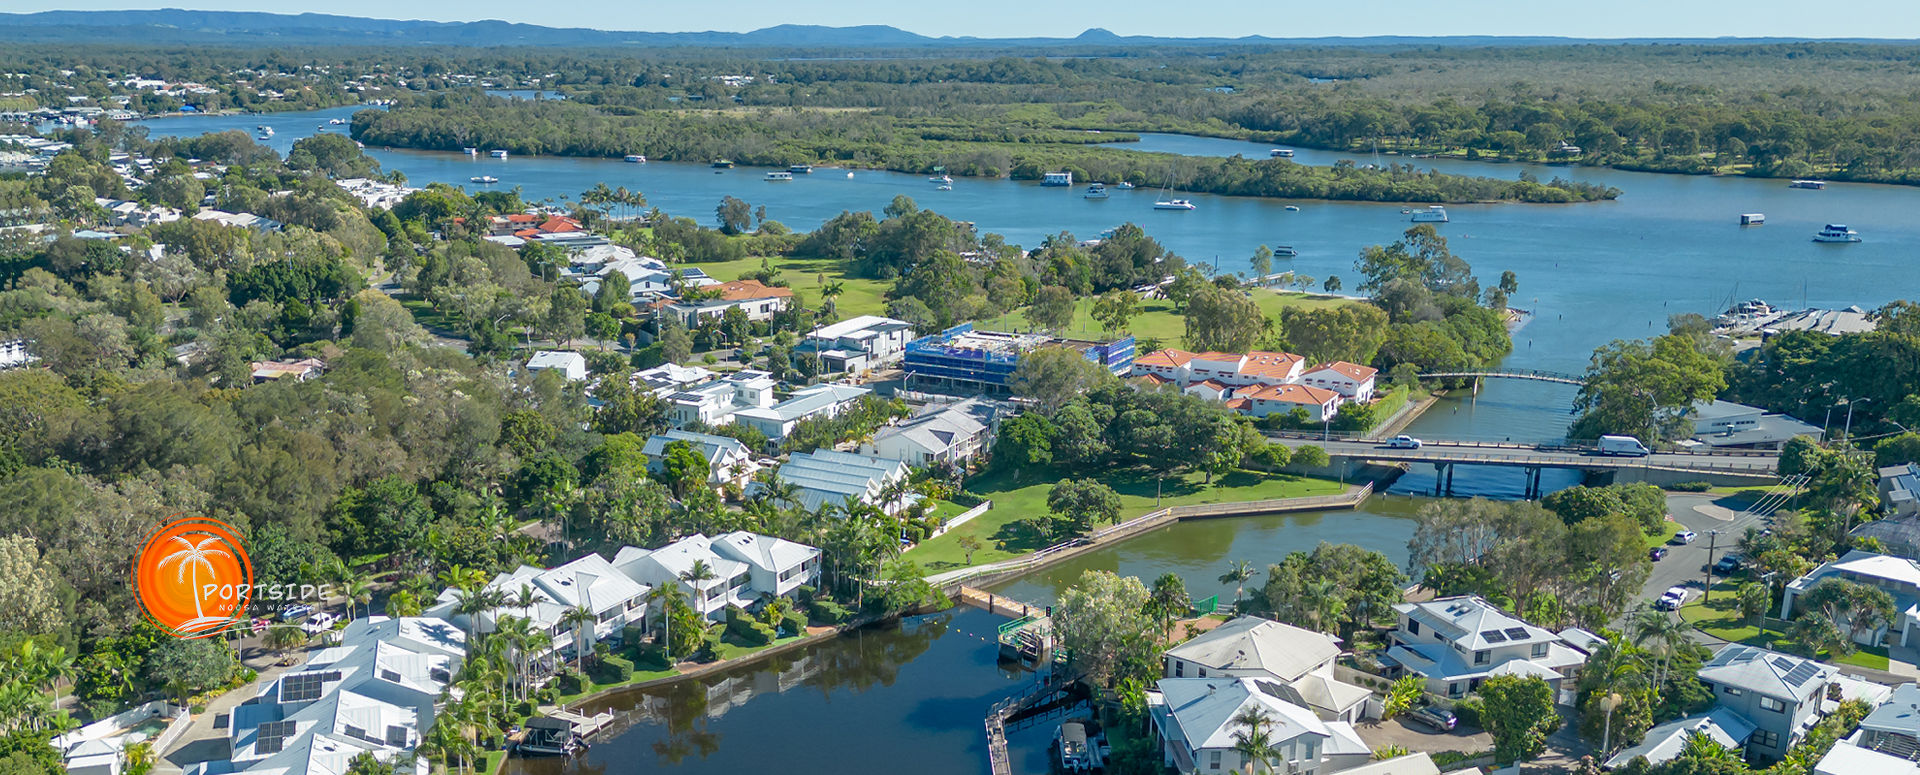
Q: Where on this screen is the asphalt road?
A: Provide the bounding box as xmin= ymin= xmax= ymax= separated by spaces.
xmin=1637 ymin=492 xmax=1773 ymax=636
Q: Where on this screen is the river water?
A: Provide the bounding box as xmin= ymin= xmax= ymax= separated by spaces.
xmin=133 ymin=106 xmax=1918 ymax=771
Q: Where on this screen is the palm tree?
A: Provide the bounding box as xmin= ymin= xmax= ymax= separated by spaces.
xmin=1219 ymin=560 xmax=1254 ymax=611
xmin=490 ymin=615 xmax=541 ymax=702
xmin=647 ymin=583 xmax=691 ymax=661
xmin=1229 ymin=707 xmax=1278 ymax=774
xmin=1148 ymin=573 xmax=1190 ymax=640
xmin=341 ymin=574 xmax=373 ymax=621
xmin=679 ymin=560 xmax=720 ymax=612
xmin=158 ymin=534 xmax=233 ymax=626
xmin=1629 ymin=607 xmax=1693 ymax=689
xmin=450 ymin=586 xmax=504 ymax=653
xmin=560 ymin=606 xmax=599 ymax=673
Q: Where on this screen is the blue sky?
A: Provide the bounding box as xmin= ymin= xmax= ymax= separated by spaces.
xmin=14 ymin=0 xmax=1920 ymax=39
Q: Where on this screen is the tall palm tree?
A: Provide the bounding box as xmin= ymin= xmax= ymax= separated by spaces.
xmin=450 ymin=586 xmax=504 ymax=653
xmin=1229 ymin=707 xmax=1278 ymax=774
xmin=490 ymin=615 xmax=540 ymax=701
xmin=341 ymin=574 xmax=373 ymax=621
xmin=560 ymin=606 xmax=599 ymax=673
xmin=1220 ymin=560 xmax=1255 ymax=611
xmin=1629 ymin=607 xmax=1693 ymax=689
xmin=647 ymin=583 xmax=691 ymax=661
xmin=1148 ymin=573 xmax=1189 ymax=640
xmin=679 ymin=560 xmax=720 ymax=612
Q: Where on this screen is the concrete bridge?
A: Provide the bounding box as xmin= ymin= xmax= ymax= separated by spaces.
xmin=1271 ymin=437 xmax=1779 ymax=497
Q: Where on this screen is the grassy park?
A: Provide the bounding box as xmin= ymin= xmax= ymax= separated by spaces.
xmin=903 ymin=467 xmax=1349 ymax=573
xmin=1679 ymin=579 xmax=1890 ymax=671
xmin=974 ymin=288 xmax=1352 ymax=348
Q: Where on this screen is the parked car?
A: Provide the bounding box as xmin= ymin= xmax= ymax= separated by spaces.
xmin=1649 ymin=546 xmax=1669 ymax=561
xmin=1385 ymin=435 xmax=1423 ymax=449
xmin=1714 ymin=555 xmax=1744 ymax=574
xmin=1673 ymin=530 xmax=1697 ymax=544
xmin=301 ymin=611 xmax=339 ymax=634
xmin=1406 ymin=705 xmax=1458 ymax=731
xmin=1655 ymin=586 xmax=1690 ymax=610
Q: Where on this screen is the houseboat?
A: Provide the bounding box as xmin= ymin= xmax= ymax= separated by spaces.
xmin=1084 ymin=183 xmax=1108 ymax=199
xmin=1153 ymin=199 xmax=1196 ymax=211
xmin=1274 ymin=246 xmax=1299 ymax=257
xmin=1813 ymin=224 xmax=1861 ymax=243
xmin=765 ymin=171 xmax=793 ymax=181
xmin=1041 ymin=171 xmax=1074 ymax=187
xmin=489 ymin=149 xmax=509 ymax=159
xmin=1269 ymin=148 xmax=1295 ymax=158
xmin=624 ymin=154 xmax=646 ymax=163
xmin=710 ymin=159 xmax=734 ymax=169
xmin=1410 ymin=205 xmax=1449 ymax=223
xmin=1054 ymin=721 xmax=1099 ymax=773
xmin=789 ymin=164 xmax=813 ymax=174
xmin=1740 ymin=213 xmax=1766 ymax=226
xmin=470 ymin=176 xmax=499 ymax=185
xmin=1789 ymin=180 xmax=1827 ymax=190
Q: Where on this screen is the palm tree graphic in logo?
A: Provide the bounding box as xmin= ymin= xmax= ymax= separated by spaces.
xmin=157 ymin=532 xmax=234 ymax=632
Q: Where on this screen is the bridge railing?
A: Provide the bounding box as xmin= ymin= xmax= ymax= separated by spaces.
xmin=1273 ymin=434 xmax=1779 ymax=459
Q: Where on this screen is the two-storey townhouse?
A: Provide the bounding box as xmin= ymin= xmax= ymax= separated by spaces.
xmin=1161 ymin=616 xmax=1373 ymax=723
xmin=1782 ymin=551 xmax=1920 ymax=647
xmin=1696 ymin=645 xmax=1837 ymax=761
xmin=1385 ymin=596 xmax=1591 ymax=701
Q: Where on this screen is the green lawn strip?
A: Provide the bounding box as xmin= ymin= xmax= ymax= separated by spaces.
xmin=904 ymin=467 xmax=1347 ymax=573
xmin=711 ymin=632 xmax=809 ymax=662
xmin=682 ymin=255 xmax=892 ymax=319
xmin=1678 ymin=580 xmax=1890 ymax=670
xmin=973 ymin=289 xmax=1351 ymax=349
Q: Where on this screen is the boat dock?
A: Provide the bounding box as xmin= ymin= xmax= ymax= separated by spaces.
xmin=955 ymin=586 xmax=1045 ymax=619
xmin=545 ymin=708 xmax=615 ymax=738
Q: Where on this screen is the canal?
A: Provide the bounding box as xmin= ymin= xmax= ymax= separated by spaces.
xmin=128 ymin=106 xmax=1911 ymax=771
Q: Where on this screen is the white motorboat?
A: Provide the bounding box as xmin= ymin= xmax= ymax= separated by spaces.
xmin=1274 ymin=246 xmax=1299 ymax=257
xmin=257 ymin=127 xmax=273 ymax=139
xmin=489 ymin=149 xmax=509 ymax=159
xmin=1813 ymin=224 xmax=1860 ymax=243
xmin=1269 ymin=148 xmax=1295 ymax=158
xmin=789 ymin=164 xmax=813 ymax=174
xmin=463 ymin=147 xmax=478 ymax=155
xmin=1084 ymin=183 xmax=1108 ymax=199
xmin=1788 ymin=179 xmax=1827 ymax=190
xmin=470 ymin=176 xmax=499 ymax=184
xmin=624 ymin=154 xmax=646 ymax=163
xmin=1154 ymin=199 xmax=1196 ymax=210
xmin=930 ymin=173 xmax=952 ymax=184
xmin=1114 ymin=182 xmax=1135 ymax=190
xmin=1739 ymin=213 xmax=1765 ymax=226
xmin=765 ymin=171 xmax=793 ymax=181
xmin=1410 ymin=206 xmax=1449 ymax=223
xmin=1284 ymin=205 xmax=1300 ymax=211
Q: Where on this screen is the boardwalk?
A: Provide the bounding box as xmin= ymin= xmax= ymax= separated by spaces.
xmin=955 ymin=586 xmax=1045 ymax=619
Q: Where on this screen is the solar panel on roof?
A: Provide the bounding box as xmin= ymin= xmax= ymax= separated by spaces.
xmin=1480 ymin=630 xmax=1508 ymax=643
xmin=1505 ymin=627 xmax=1531 ymax=640
xmin=1784 ymin=662 xmax=1822 ymax=687
xmin=386 ymin=726 xmax=409 ymax=747
xmin=255 ymin=720 xmax=296 ymax=754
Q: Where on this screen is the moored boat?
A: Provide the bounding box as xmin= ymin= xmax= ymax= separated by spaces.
xmin=789 ymin=164 xmax=813 ymax=174
xmin=1813 ymin=224 xmax=1860 ymax=243
xmin=624 ymin=154 xmax=646 ymax=163
xmin=765 ymin=171 xmax=793 ymax=181
xmin=1788 ymin=179 xmax=1827 ymax=190
xmin=1410 ymin=205 xmax=1449 ymax=223
xmin=1154 ymin=199 xmax=1196 ymax=210
xmin=1084 ymin=183 xmax=1108 ymax=199
xmin=1269 ymin=148 xmax=1295 ymax=158
xmin=489 ymin=149 xmax=509 ymax=159
xmin=1739 ymin=213 xmax=1765 ymax=226
xmin=711 ymin=159 xmax=734 ymax=168
xmin=470 ymin=176 xmax=499 ymax=184
xmin=1274 ymin=246 xmax=1299 ymax=257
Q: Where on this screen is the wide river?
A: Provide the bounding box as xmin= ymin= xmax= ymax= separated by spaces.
xmin=138 ymin=106 xmax=1918 ymax=772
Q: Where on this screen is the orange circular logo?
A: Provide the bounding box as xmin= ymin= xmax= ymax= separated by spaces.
xmin=133 ymin=515 xmax=253 ymax=639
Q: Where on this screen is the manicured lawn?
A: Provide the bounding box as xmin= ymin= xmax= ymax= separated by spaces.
xmin=684 ymin=256 xmax=893 ymax=319
xmin=1679 ymin=579 xmax=1890 ymax=670
xmin=973 ymin=289 xmax=1353 ymax=349
xmin=903 ymin=466 xmax=1349 ymax=573
xmin=711 ymin=632 xmax=809 ymax=662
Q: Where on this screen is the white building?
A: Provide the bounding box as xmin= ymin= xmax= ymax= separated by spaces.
xmin=525 ymin=351 xmax=588 ymax=383
xmin=632 ymin=363 xmax=715 ymax=397
xmin=665 ymin=370 xmax=778 ymax=427
xmin=1815 ymin=683 xmax=1920 ymax=775
xmin=732 ymin=383 xmax=872 ymax=443
xmin=1298 ymin=362 xmax=1378 ymax=403
xmin=427 ymin=552 xmax=650 ymax=659
xmin=194 ymin=617 xmax=466 ymax=775
xmin=1147 ymin=677 xmax=1365 ymax=775
xmin=1883 ymin=463 xmax=1920 ymax=519
xmin=643 ymin=430 xmax=760 ymax=490
xmin=1782 ymin=550 xmax=1920 ymax=647
xmin=660 ymin=280 xmax=794 ymax=327
xmin=1133 ymin=348 xmax=1367 ymax=422
xmin=191 ymin=209 xmax=282 ymax=232
xmin=767 ymin=449 xmax=912 ymax=514
xmin=861 ymin=400 xmax=994 ymax=466
xmin=1162 ymin=616 xmax=1373 ymax=723
xmin=1231 ymin=383 xmax=1345 ymax=422
xmin=800 ymin=315 xmax=916 ymax=373
xmin=1385 ymin=596 xmax=1593 ymax=702
xmin=612 ymin=532 xmax=819 ymax=620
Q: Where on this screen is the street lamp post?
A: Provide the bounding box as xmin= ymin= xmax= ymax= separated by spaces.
xmin=1844 ymin=397 xmax=1873 ymax=439
xmin=1703 ymin=529 xmax=1720 ymax=601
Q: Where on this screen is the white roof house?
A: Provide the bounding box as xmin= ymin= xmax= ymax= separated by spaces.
xmin=613 ymin=536 xmax=749 ymax=619
xmin=1387 ymin=595 xmax=1590 ymax=700
xmin=767 ymin=449 xmax=911 ymax=514
xmin=1816 ymin=683 xmax=1920 ymax=775
xmin=732 ymin=383 xmax=872 ymax=442
xmin=800 ymin=315 xmax=916 ymax=373
xmin=1162 ymin=616 xmax=1372 ymax=722
xmin=642 ymin=429 xmax=759 ymax=488
xmin=632 ymin=363 xmax=715 ymax=397
xmin=1147 ymin=677 xmax=1332 ymax=775
xmin=861 ymin=400 xmax=993 ymax=466
xmin=197 ymin=617 xmax=465 ymax=775
xmin=664 ymin=370 xmax=777 ymax=428
xmin=708 ymin=530 xmax=822 ymax=600
xmin=1783 ymin=550 xmax=1920 ymax=648
xmin=525 ymin=350 xmax=588 ymax=382
xmin=427 ymin=552 xmax=649 ymax=657
xmin=191 ymin=209 xmax=282 ymax=232
xmin=1603 ymin=708 xmax=1756 ymax=769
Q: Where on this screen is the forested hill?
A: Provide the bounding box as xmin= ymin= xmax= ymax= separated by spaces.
xmin=0 ymin=10 xmax=1901 ymax=48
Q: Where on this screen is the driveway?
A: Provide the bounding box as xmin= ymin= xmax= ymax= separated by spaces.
xmin=1355 ymin=716 xmax=1492 ymax=755
xmin=1633 ymin=492 xmax=1774 ymax=634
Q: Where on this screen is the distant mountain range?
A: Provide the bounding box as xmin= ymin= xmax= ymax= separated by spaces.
xmin=0 ymin=9 xmax=1908 ymax=48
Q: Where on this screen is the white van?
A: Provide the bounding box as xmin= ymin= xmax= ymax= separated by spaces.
xmin=1597 ymin=435 xmax=1652 ymax=457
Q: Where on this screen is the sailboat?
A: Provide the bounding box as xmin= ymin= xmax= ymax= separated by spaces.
xmin=1152 ymin=172 xmax=1194 ymax=210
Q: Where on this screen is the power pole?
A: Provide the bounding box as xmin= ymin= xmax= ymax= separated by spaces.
xmin=1703 ymin=530 xmax=1720 ymax=602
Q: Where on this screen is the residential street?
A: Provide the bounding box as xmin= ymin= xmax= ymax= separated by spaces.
xmin=1637 ymin=491 xmax=1774 ymax=640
